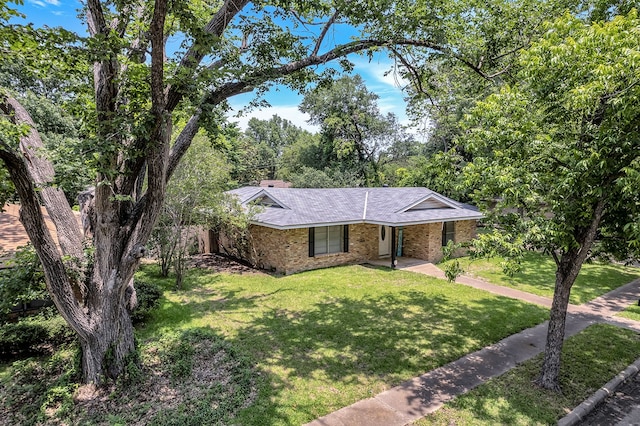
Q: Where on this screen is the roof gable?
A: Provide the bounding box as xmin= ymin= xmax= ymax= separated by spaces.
xmin=397 ymin=194 xmax=459 ymax=213
xmin=245 ymin=189 xmax=289 ymax=209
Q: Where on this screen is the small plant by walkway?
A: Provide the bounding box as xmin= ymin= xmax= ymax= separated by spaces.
xmin=414 ymin=323 xmax=640 ymax=425
xmin=440 ymin=252 xmax=640 ymax=305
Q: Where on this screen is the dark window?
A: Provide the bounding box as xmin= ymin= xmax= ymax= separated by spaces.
xmin=442 ymin=222 xmax=455 ymax=246
xmin=309 ymin=225 xmax=349 ymax=256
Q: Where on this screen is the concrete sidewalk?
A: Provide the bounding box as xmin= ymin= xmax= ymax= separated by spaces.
xmin=305 ymin=263 xmax=640 ymax=426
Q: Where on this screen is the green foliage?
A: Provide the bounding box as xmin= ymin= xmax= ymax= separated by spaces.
xmin=443 ymin=259 xmax=463 ymax=283
xmin=0 ymin=344 xmax=80 ymax=425
xmin=116 ymin=346 xmax=143 ymax=387
xmin=224 ymin=115 xmax=313 ymax=185
xmin=403 ymin=0 xmax=583 ymax=148
xmin=300 ymin=74 xmax=417 ymax=185
xmin=0 ymin=308 xmax=76 ymax=355
xmin=398 ymin=149 xmax=470 ymax=200
xmin=0 ymin=244 xmax=47 ymax=316
xmin=459 ymin=10 xmax=640 ymax=262
xmin=0 ymin=165 xmax=15 ymax=206
xmin=130 ymin=279 xmax=163 ymax=324
xmin=151 ymin=135 xmax=233 ymax=283
xmin=289 ymin=166 xmax=364 ymax=188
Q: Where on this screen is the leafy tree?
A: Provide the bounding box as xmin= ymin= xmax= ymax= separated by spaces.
xmin=1 ymin=0 xmax=578 ymax=384
xmin=276 ymin=131 xmax=323 ymax=179
xmin=18 ymin=93 xmax=93 ymax=204
xmin=458 ymin=11 xmax=640 ymax=391
xmin=401 ymin=0 xmax=584 ymax=162
xmin=300 ymin=75 xmax=413 ymax=185
xmin=288 ymin=166 xmax=364 ymax=188
xmin=151 ymin=135 xmax=232 ymax=288
xmin=231 ymin=115 xmax=312 ymax=182
xmin=397 ymin=150 xmax=469 ymax=201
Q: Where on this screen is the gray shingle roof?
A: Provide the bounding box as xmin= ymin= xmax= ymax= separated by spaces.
xmin=227 ymin=187 xmax=483 ymax=229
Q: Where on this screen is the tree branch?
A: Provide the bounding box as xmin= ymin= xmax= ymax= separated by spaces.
xmin=1 ymin=95 xmax=83 ymax=260
xmin=165 ymin=0 xmax=251 ymax=113
xmin=0 ymin=136 xmax=88 ymax=339
xmin=389 ymin=46 xmax=437 ymax=106
xmin=312 ymin=10 xmax=339 ymax=57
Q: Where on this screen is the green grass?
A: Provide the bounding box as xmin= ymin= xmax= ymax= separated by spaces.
xmin=617 ymin=303 xmax=640 ymax=321
xmin=133 ymin=264 xmax=549 ymax=425
xmin=441 ymin=252 xmax=640 ymax=305
xmin=415 ymin=323 xmax=640 ymax=425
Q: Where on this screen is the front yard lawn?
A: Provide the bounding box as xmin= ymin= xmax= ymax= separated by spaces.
xmin=136 ymin=264 xmax=549 ymax=425
xmin=441 ymin=252 xmax=640 ymax=305
xmin=617 ymin=304 xmax=640 ymax=321
xmin=415 ymin=323 xmax=640 ymax=425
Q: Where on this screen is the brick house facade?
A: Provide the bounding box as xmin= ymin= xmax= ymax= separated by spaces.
xmin=212 ymin=220 xmax=477 ymax=275
xmin=207 ymin=187 xmax=482 ymax=275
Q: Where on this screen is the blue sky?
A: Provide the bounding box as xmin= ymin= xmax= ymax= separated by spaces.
xmin=14 ymin=0 xmax=418 ymax=134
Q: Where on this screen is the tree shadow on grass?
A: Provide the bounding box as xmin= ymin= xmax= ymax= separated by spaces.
xmin=473 ymin=253 xmax=640 ymax=304
xmin=136 ymin=283 xmax=292 ymax=339
xmin=230 ymin=288 xmax=548 ymax=424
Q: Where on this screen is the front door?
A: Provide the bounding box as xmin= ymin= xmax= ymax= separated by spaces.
xmin=379 ymin=225 xmax=391 ymax=257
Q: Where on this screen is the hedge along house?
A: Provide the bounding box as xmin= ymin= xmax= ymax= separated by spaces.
xmin=205 ymin=187 xmax=483 ymax=275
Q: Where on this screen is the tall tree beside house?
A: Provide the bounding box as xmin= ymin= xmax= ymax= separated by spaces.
xmin=397 ymin=0 xmax=586 ymax=194
xmin=151 ymin=135 xmax=232 ymax=288
xmin=458 ymin=11 xmax=640 ymax=391
xmin=1 ymin=0 xmax=550 ymax=384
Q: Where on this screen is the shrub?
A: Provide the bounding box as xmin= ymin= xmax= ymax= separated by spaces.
xmin=0 ymin=321 xmax=48 ymax=354
xmin=0 ymin=308 xmax=76 ymax=356
xmin=0 ymin=244 xmax=47 ymax=316
xmin=130 ymin=279 xmax=162 ymax=324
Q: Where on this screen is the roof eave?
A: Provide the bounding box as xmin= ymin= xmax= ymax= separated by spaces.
xmin=249 ymin=213 xmax=484 ymax=230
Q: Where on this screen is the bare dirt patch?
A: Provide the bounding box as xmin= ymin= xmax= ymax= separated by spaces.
xmin=188 ymin=253 xmax=266 ymax=275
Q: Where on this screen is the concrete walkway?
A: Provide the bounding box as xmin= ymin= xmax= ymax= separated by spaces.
xmin=305 ymin=261 xmax=640 ymax=426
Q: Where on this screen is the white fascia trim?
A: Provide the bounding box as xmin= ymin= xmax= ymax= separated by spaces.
xmin=363 ymin=191 xmax=369 ymax=220
xmin=249 ymin=213 xmax=484 ymax=230
xmin=249 ymin=219 xmax=363 ymax=230
xmin=396 ymin=193 xmax=461 ymax=213
xmin=362 ymin=214 xmax=484 ymax=227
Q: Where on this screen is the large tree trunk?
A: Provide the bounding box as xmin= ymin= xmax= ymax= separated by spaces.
xmin=536 ymin=253 xmax=581 ymax=391
xmin=536 ymin=200 xmax=606 ymax=390
xmin=79 ymin=297 xmax=135 ymax=383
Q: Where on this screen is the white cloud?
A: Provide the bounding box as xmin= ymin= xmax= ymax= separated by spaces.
xmin=226 ymin=104 xmax=319 ymax=133
xmin=28 ymin=0 xmax=61 ymax=6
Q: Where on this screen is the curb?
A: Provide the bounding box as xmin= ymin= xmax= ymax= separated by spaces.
xmin=558 ymin=357 xmax=640 ymax=426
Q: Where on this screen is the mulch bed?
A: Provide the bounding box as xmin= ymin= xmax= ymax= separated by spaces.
xmin=188 ymin=253 xmax=264 ymax=275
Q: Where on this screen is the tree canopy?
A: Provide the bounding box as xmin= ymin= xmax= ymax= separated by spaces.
xmin=458 ymin=10 xmax=640 ymax=390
